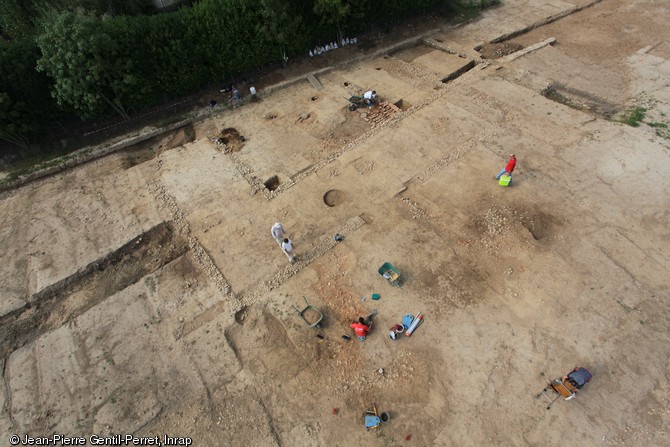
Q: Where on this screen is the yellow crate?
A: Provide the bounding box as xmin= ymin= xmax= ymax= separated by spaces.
xmin=498 ymin=175 xmax=511 ymax=186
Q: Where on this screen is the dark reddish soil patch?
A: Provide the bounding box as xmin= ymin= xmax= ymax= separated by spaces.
xmin=215 ymin=128 xmax=246 ymax=153
xmin=478 ymin=42 xmax=524 ymax=59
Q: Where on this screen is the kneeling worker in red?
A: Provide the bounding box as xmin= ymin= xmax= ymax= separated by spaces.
xmin=351 ymin=316 xmax=372 ymax=341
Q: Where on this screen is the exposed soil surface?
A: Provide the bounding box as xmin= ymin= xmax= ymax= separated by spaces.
xmin=213 ymin=127 xmax=246 ymax=153
xmin=478 ymin=41 xmax=524 ymax=59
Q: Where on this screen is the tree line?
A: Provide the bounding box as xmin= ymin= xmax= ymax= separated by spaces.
xmin=0 ymin=0 xmax=497 ymax=159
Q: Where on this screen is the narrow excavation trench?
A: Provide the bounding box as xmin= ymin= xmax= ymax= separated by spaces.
xmin=0 ymin=222 xmax=188 ymax=359
xmin=441 ymin=60 xmax=477 ymax=83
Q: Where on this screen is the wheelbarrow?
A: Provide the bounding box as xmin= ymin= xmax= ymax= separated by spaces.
xmin=378 ymin=262 xmax=402 ymax=287
xmin=292 ymin=297 xmax=323 ymax=329
xmin=346 ymin=95 xmax=366 ymax=111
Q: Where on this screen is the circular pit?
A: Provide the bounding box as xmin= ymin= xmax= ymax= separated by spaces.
xmin=323 ymin=189 xmax=346 ymax=207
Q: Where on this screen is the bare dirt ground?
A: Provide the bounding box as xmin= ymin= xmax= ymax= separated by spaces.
xmin=2 ymin=0 xmax=670 ymax=446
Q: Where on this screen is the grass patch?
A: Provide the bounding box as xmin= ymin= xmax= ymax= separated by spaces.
xmin=653 ymin=127 xmax=670 ymax=139
xmin=645 ymin=121 xmax=670 ymax=139
xmin=619 ymin=106 xmax=646 ymax=127
xmin=646 ymin=122 xmax=668 ymax=129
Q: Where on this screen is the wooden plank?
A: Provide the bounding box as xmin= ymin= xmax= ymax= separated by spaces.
xmin=306 ymin=73 xmax=323 ymax=90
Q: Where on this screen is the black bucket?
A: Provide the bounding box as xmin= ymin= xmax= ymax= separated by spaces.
xmin=380 ymin=412 xmax=390 ymax=422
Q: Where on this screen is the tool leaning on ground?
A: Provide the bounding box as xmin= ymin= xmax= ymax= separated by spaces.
xmin=405 ymin=311 xmax=423 ymax=336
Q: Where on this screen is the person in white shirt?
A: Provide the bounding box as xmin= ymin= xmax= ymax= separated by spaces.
xmin=271 ymin=222 xmax=285 ymax=246
xmin=281 ymin=238 xmax=296 ymax=263
xmin=363 ymin=90 xmax=376 ymax=105
xmin=389 ymin=323 xmax=404 ymax=340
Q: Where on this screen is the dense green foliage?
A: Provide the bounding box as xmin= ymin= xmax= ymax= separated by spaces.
xmin=1 ymin=0 xmax=497 ymax=158
xmin=0 ymin=39 xmax=61 ymax=149
xmin=0 ymin=0 xmax=155 ymax=40
xmin=258 ymin=0 xmax=303 ymax=65
xmin=36 ymin=9 xmax=142 ymax=119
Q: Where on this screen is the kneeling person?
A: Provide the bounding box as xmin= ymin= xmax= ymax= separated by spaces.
xmin=363 ymin=90 xmax=376 ymax=105
xmin=351 ymin=316 xmax=372 ymax=341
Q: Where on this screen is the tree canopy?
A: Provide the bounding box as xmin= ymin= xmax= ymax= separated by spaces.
xmin=36 ymin=9 xmax=139 ymax=119
xmin=0 ymin=0 xmax=155 ymax=41
xmin=0 ymin=39 xmax=59 ymax=150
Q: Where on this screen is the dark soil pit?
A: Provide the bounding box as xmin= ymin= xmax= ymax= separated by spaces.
xmin=323 ymin=189 xmax=346 ymax=207
xmin=541 ymin=84 xmax=620 ymax=119
xmin=264 ymin=175 xmax=280 ymax=191
xmin=120 ymin=123 xmax=196 ymax=169
xmin=519 ymin=209 xmax=560 ymax=241
xmin=121 ymin=151 xmax=156 ymax=170
xmin=394 ymin=99 xmax=412 ymax=111
xmin=441 ymin=60 xmax=476 ymax=83
xmin=235 ymin=306 xmax=249 ymax=325
xmin=166 ymin=123 xmax=196 ymax=147
xmin=216 ymin=127 xmax=246 ymax=152
xmin=477 ymin=42 xmax=524 ymax=59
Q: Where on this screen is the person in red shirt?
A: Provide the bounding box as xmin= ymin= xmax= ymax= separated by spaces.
xmin=495 ymin=154 xmax=517 ymax=183
xmin=351 ymin=316 xmax=372 ymax=341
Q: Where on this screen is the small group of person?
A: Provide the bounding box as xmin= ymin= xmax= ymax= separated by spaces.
xmin=350 ymin=317 xmax=405 ymax=342
xmin=221 ymin=85 xmax=257 ymax=107
xmin=271 ymin=222 xmax=296 ymax=263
